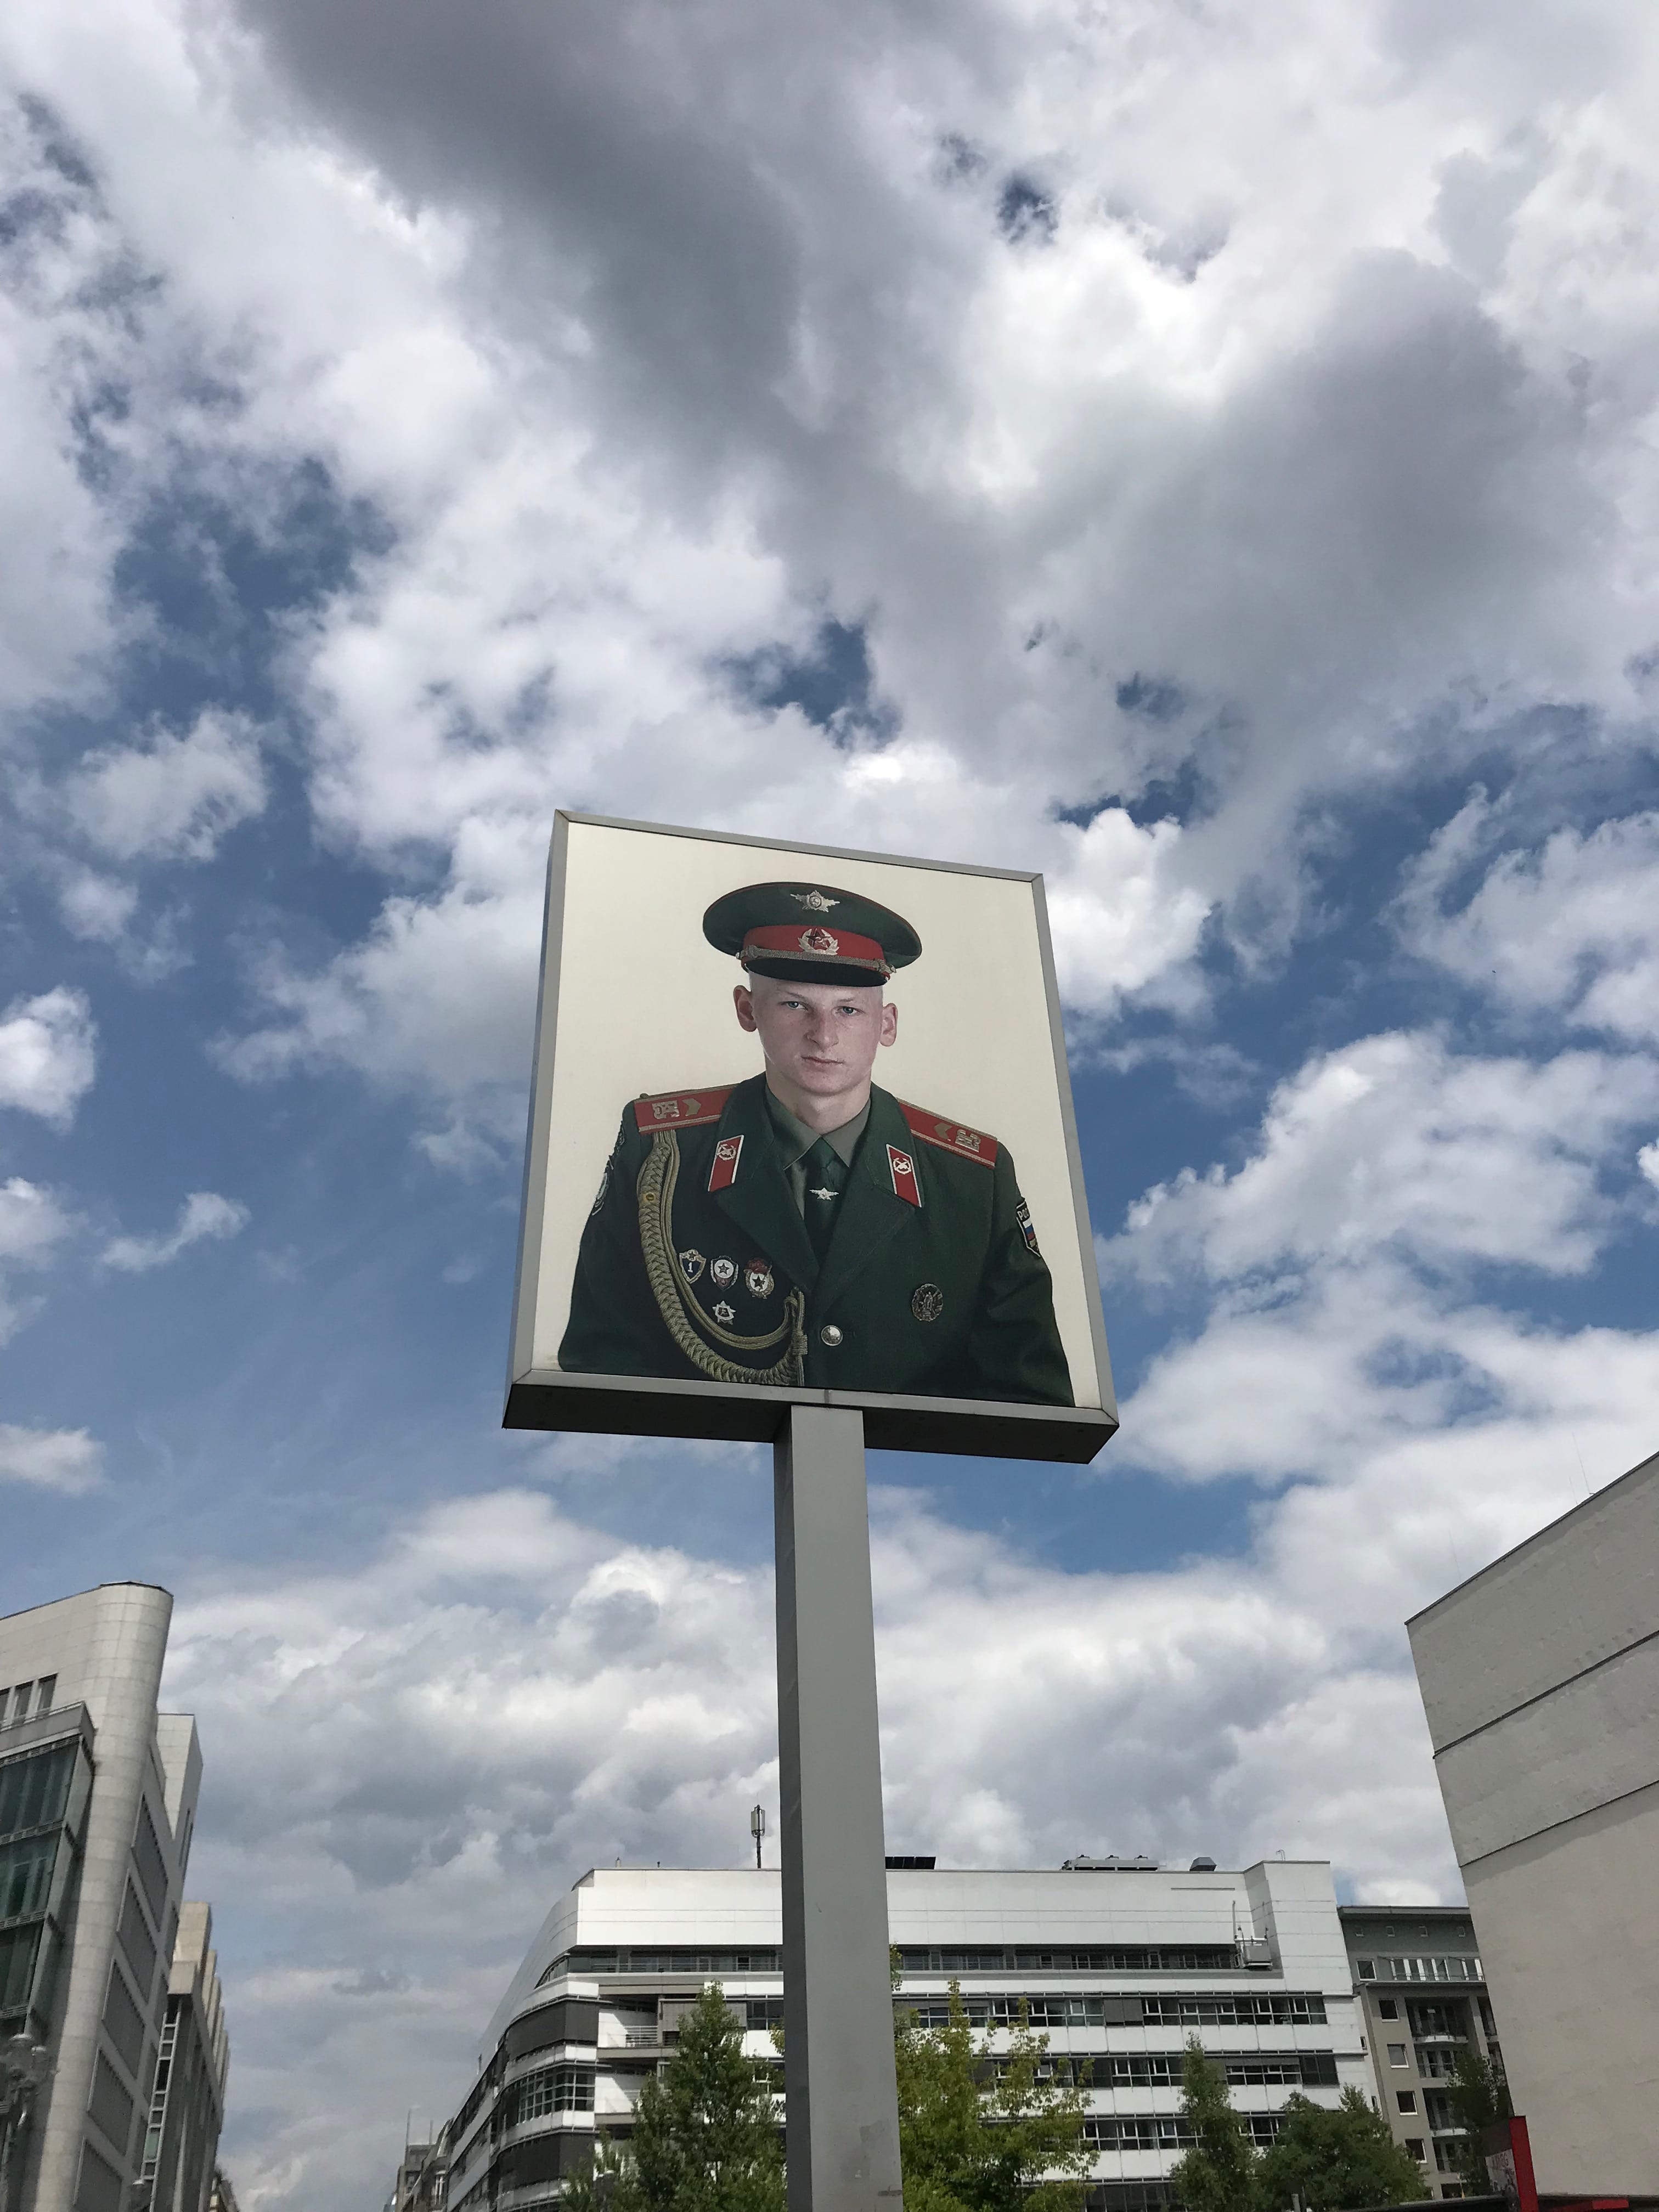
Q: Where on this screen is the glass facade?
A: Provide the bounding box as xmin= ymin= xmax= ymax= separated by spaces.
xmin=0 ymin=1729 xmax=92 ymax=2035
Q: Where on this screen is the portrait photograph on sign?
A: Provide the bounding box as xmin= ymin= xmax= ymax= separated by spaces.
xmin=507 ymin=815 xmax=1115 ymax=1459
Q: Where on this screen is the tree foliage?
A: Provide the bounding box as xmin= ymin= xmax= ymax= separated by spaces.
xmin=565 ymin=1984 xmax=784 ymax=2212
xmin=894 ymin=1979 xmax=1091 ymax=2212
xmin=1168 ymin=2039 xmax=1258 ymax=2212
xmin=1445 ymin=2047 xmax=1511 ymax=2192
xmin=1254 ymin=2088 xmax=1426 ymax=2209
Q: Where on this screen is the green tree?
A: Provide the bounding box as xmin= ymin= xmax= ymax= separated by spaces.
xmin=1254 ymin=2087 xmax=1426 ymax=2209
xmin=565 ymin=1983 xmax=785 ymax=2212
xmin=893 ymin=1979 xmax=1091 ymax=2212
xmin=1445 ymin=2048 xmax=1510 ymax=2192
xmin=1167 ymin=2038 xmax=1259 ymax=2212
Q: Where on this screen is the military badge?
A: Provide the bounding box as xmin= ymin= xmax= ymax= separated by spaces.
xmin=708 ymin=1133 xmax=743 ymax=1192
xmin=713 ymin=1300 xmax=736 ymax=1324
xmin=745 ymin=1261 xmax=775 ymax=1299
xmin=887 ymin=1144 xmax=921 ymax=1207
xmin=791 ymin=889 xmax=840 ymax=912
xmin=711 ymin=1256 xmax=737 ymax=1288
xmin=679 ymin=1248 xmax=706 ymax=1283
xmin=1016 ymin=1198 xmax=1039 ymax=1254
xmin=799 ymin=926 xmax=839 ymax=956
xmin=911 ymin=1283 xmax=944 ymax=1323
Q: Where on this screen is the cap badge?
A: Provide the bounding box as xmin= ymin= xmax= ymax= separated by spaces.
xmin=679 ymin=1248 xmax=706 ymax=1283
xmin=799 ymin=926 xmax=839 ymax=956
xmin=745 ymin=1261 xmax=775 ymax=1299
xmin=911 ymin=1283 xmax=944 ymax=1323
xmin=711 ymin=1256 xmax=737 ymax=1288
xmin=791 ymin=890 xmax=840 ymax=912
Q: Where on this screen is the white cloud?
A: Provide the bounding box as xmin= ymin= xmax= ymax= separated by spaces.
xmin=0 ymin=1174 xmax=75 ymax=1344
xmin=64 ymin=710 xmax=267 ymax=864
xmin=163 ymin=1477 xmax=1459 ymax=2210
xmin=0 ymin=986 xmax=97 ymax=1126
xmin=170 ymin=1346 xmax=1657 ymax=2208
xmin=57 ymin=869 xmax=139 ymax=943
xmin=1 ymin=13 xmax=1657 ymax=2209
xmin=1400 ymin=803 xmax=1659 ymax=1043
xmin=101 ymin=1189 xmax=250 ymax=1273
xmin=0 ymin=1423 xmax=104 ymax=1491
xmin=1102 ymin=1022 xmax=1659 ymax=1492
xmin=1641 ymin=1140 xmax=1659 ymax=1191
xmin=0 ymin=1177 xmax=72 ymax=1265
xmin=4 ymin=0 xmax=1658 ymax=1133
xmin=1107 ymin=1031 xmax=1659 ymax=1290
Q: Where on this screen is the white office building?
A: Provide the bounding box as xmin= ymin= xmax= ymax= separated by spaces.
xmin=0 ymin=1584 xmax=228 ymax=2212
xmin=442 ymin=1855 xmax=1374 ymax=2209
xmin=1408 ymin=1443 xmax=1659 ymax=2198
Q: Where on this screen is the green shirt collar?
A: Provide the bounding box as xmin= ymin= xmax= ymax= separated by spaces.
xmin=764 ymin=1086 xmax=870 ymax=1167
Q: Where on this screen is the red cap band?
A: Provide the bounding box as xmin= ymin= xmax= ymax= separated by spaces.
xmin=741 ymin=924 xmax=890 ymax=975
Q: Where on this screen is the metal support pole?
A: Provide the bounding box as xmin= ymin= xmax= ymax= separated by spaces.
xmin=775 ymin=1404 xmax=905 ymax=2212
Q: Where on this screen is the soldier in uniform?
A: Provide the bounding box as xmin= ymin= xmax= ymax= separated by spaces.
xmin=558 ymin=881 xmax=1074 ymax=1405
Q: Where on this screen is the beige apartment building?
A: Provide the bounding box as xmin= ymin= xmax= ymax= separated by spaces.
xmin=1339 ymin=1903 xmax=1499 ymax=2197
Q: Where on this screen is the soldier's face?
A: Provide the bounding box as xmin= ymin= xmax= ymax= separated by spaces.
xmin=734 ymin=974 xmax=898 ymax=1099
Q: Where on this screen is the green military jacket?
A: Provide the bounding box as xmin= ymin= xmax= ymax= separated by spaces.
xmin=559 ymin=1074 xmax=1074 ymax=1405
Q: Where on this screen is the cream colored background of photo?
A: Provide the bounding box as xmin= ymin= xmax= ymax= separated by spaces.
xmin=531 ymin=818 xmax=1102 ymax=1408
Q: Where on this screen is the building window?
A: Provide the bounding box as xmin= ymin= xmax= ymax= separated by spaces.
xmin=1378 ymin=1997 xmax=1398 ymax=2019
xmin=33 ymin=1679 xmax=55 ymax=1716
xmin=1357 ymin=1958 xmax=1374 ymax=1978
xmin=506 ymin=2063 xmax=595 ymax=2124
xmin=1387 ymin=2044 xmax=1407 ymax=2066
xmin=1396 ymin=2090 xmax=1417 ymax=2114
xmin=1404 ymin=2139 xmax=1425 ymax=2160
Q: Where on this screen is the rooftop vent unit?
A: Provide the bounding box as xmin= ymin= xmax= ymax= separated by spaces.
xmin=1189 ymin=1856 xmax=1217 ymax=1871
xmin=1060 ymin=1853 xmax=1160 ymax=1871
xmin=885 ymin=1854 xmax=936 ymax=1870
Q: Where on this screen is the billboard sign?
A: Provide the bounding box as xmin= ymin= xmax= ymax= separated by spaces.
xmin=506 ymin=814 xmax=1115 ymax=1461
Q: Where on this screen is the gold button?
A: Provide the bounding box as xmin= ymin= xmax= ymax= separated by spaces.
xmin=819 ymin=1324 xmax=843 ymax=1347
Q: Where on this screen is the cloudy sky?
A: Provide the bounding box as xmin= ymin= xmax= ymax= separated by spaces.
xmin=2 ymin=0 xmax=1658 ymax=2201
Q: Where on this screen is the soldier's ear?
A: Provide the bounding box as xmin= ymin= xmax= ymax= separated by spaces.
xmin=879 ymin=998 xmax=899 ymax=1048
xmin=734 ymin=983 xmax=759 ymax=1032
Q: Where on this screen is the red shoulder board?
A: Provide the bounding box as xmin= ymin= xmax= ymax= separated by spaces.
xmin=899 ymin=1102 xmax=998 ymax=1168
xmin=633 ymin=1084 xmax=735 ymax=1133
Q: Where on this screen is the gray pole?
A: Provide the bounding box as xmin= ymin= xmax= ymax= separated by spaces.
xmin=774 ymin=1404 xmax=905 ymax=2212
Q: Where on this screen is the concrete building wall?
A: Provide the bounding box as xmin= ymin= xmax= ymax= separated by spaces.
xmin=0 ymin=1587 xmax=208 ymax=2212
xmin=1407 ymin=1445 xmax=1659 ymax=2196
xmin=1 ymin=1586 xmax=173 ymax=2212
xmin=145 ymin=1901 xmax=230 ymax=2212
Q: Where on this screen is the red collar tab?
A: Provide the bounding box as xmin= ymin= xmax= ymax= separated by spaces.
xmin=887 ymin=1144 xmax=922 ymax=1206
xmin=633 ymin=1085 xmax=734 ymax=1133
xmin=899 ymin=1101 xmax=998 ymax=1167
xmin=741 ymin=924 xmax=891 ymax=977
xmin=708 ymin=1133 xmax=744 ymax=1193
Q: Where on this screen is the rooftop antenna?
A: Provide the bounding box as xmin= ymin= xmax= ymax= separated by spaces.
xmin=751 ymin=1803 xmax=767 ymax=1869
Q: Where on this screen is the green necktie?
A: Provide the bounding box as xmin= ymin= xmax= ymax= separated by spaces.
xmin=803 ymin=1137 xmax=846 ymax=1261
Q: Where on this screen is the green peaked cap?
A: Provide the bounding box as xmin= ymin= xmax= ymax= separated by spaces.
xmin=702 ymin=880 xmax=922 ymax=986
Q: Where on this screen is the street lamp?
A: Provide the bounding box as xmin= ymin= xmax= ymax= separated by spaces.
xmin=750 ymin=1803 xmax=766 ymax=1870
